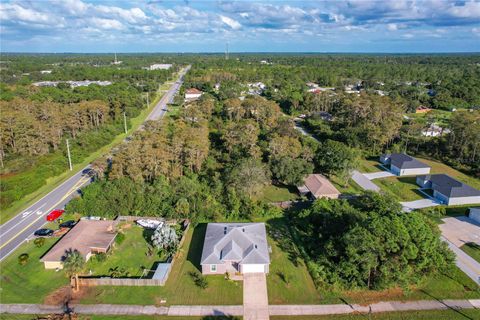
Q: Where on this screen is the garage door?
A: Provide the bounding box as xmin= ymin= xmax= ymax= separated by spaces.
xmin=242 ymin=264 xmax=265 ymax=273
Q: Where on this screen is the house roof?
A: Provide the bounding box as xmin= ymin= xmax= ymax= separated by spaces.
xmin=200 ymin=223 xmax=270 ymax=266
xmin=302 ymin=174 xmax=340 ymax=198
xmin=41 ymin=220 xmax=117 ymax=262
xmin=185 ymin=88 xmax=203 ymax=94
xmin=387 ymin=153 xmax=431 ymax=170
xmin=418 ymin=174 xmax=480 ymax=198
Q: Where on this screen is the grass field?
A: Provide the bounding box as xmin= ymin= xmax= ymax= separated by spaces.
xmin=406 ymin=109 xmax=453 ymax=127
xmin=373 ymin=176 xmax=426 ymax=201
xmin=257 ymin=184 xmax=300 ymax=202
xmin=0 ymin=81 xmax=170 ymax=225
xmin=460 ymin=242 xmax=480 ymax=263
xmin=85 ymin=225 xmax=164 ymax=277
xmin=271 ymin=309 xmax=480 ymax=319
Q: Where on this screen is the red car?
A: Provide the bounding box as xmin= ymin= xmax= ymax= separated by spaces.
xmin=46 ymin=209 xmax=64 ymax=222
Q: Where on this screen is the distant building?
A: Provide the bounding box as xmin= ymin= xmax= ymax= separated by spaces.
xmin=416 ymin=174 xmax=480 ymax=205
xmin=147 ymin=64 xmax=172 ymax=70
xmin=297 ymin=174 xmax=341 ymax=199
xmin=416 ymin=106 xmax=432 ymax=113
xmin=380 ymin=153 xmax=431 ymax=176
xmin=247 ymin=82 xmax=266 ymax=95
xmin=422 ymin=124 xmax=451 ymax=137
xmin=112 ymin=53 xmax=122 ymax=65
xmin=33 ymin=80 xmax=112 ymax=88
xmin=40 ymin=70 xmax=52 ymax=74
xmin=185 ymin=88 xmax=203 ymax=101
xmin=41 ymin=220 xmax=117 ymax=269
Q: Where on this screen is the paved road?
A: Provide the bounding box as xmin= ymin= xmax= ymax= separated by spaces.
xmin=400 ymin=198 xmax=439 ymax=212
xmin=0 ymin=66 xmax=190 ymax=262
xmin=2 ymin=299 xmax=480 ymax=316
xmin=442 ymin=236 xmax=480 ymax=285
xmin=363 ymin=171 xmax=395 ymax=180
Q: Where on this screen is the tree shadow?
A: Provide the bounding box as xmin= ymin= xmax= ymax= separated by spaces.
xmin=419 ymin=289 xmax=474 ymax=320
xmin=202 ymin=316 xmax=240 ymax=320
xmin=142 ymin=228 xmax=155 ymax=245
xmin=187 ymin=223 xmax=207 ymax=271
xmin=266 ymin=216 xmax=302 ymax=267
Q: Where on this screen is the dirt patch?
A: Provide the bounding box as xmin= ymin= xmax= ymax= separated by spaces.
xmin=44 ymin=285 xmax=92 ymax=305
xmin=344 ymin=287 xmax=405 ymax=305
xmin=0 ymin=172 xmax=18 ymax=179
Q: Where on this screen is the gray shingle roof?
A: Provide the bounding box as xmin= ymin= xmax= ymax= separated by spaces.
xmin=418 ymin=174 xmax=480 ymax=198
xmin=389 ymin=153 xmax=431 ymax=170
xmin=200 ymin=223 xmax=270 ymax=265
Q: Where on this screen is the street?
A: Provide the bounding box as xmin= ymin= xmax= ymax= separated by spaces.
xmin=0 ymin=66 xmax=190 ymax=262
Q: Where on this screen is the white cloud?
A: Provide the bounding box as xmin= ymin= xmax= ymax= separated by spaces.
xmin=89 ymin=18 xmax=124 ymax=30
xmin=387 ymin=23 xmax=398 ymax=31
xmin=220 ymin=15 xmax=241 ymax=30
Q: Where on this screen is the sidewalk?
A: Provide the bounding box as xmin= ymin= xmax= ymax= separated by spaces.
xmin=2 ymin=299 xmax=479 ymax=316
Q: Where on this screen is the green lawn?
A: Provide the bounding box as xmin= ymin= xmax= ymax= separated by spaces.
xmin=272 ymin=309 xmax=480 ymax=319
xmin=85 ymin=225 xmax=164 ymax=277
xmin=406 ymin=109 xmax=453 ymax=127
xmin=257 ymin=184 xmax=300 ymax=202
xmin=266 ymin=218 xmax=322 ymax=304
xmin=373 ymin=176 xmax=426 ymax=201
xmin=460 ymin=242 xmax=480 ymax=263
xmin=330 ymin=175 xmax=364 ymax=195
xmin=0 ymin=238 xmax=69 ymax=303
xmin=79 ymin=224 xmax=243 ymax=305
xmin=358 ymin=157 xmax=384 ymax=173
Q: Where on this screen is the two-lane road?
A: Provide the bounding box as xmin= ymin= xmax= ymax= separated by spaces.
xmin=0 ymin=65 xmax=190 ymax=262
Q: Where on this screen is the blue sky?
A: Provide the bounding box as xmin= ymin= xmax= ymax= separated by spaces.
xmin=1 ymin=0 xmax=479 ymax=53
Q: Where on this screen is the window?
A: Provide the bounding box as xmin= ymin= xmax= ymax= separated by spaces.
xmin=210 ymin=264 xmax=217 ymax=272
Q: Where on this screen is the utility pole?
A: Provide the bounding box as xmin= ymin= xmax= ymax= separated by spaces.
xmin=146 ymin=92 xmax=150 ymax=107
xmin=225 ymin=42 xmax=229 ymax=60
xmin=123 ymin=112 xmax=128 ymax=134
xmin=66 ymin=139 xmax=73 ymax=171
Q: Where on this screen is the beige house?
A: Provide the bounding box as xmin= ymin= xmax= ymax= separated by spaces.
xmin=40 ymin=220 xmax=117 ymax=269
xmin=298 ymin=174 xmax=341 ymax=199
xmin=185 ymin=88 xmax=203 ymax=101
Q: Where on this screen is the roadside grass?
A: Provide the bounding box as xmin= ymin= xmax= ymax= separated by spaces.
xmin=257 ymin=184 xmax=300 ymax=202
xmin=0 ymin=238 xmax=69 ymax=303
xmin=460 ymin=243 xmax=480 ymax=263
xmin=85 ymin=225 xmax=164 ymax=277
xmin=0 ymin=83 xmax=166 ymax=225
xmin=266 ymin=217 xmax=322 ymax=304
xmin=271 ymin=309 xmax=480 ymax=319
xmin=373 ymin=176 xmax=426 ymax=201
xmin=79 ymin=224 xmax=243 ymax=306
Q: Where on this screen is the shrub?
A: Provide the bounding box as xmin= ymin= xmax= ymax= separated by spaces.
xmin=18 ymin=253 xmax=29 ymax=265
xmin=34 ymin=237 xmax=45 ymax=248
xmin=189 ymin=271 xmax=209 ymax=289
xmin=115 ymin=232 xmax=125 ymax=245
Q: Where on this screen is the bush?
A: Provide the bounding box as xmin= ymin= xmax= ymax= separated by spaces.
xmin=95 ymin=252 xmax=107 ymax=263
xmin=115 ymin=232 xmax=125 ymax=245
xmin=33 ymin=237 xmax=45 ymax=248
xmin=189 ymin=271 xmax=209 ymax=289
xmin=18 ymin=253 xmax=29 ymax=265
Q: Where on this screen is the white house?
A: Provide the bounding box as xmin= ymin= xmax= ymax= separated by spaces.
xmin=148 ymin=64 xmax=172 ymax=70
xmin=380 ymin=153 xmax=431 ymax=176
xmin=416 ymin=174 xmax=480 ymax=205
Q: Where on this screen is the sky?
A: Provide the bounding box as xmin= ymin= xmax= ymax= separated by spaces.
xmin=0 ymin=0 xmax=479 ymax=53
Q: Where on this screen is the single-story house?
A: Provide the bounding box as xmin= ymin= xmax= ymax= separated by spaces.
xmin=415 ymin=106 xmax=432 ymax=113
xmin=380 ymin=153 xmax=431 ymax=176
xmin=41 ymin=220 xmax=117 ymax=269
xmin=200 ymin=223 xmax=270 ymax=275
xmin=297 ymin=174 xmax=341 ymax=199
xmin=416 ymin=174 xmax=480 ymax=205
xmin=185 ymin=88 xmax=203 ymax=101
xmin=469 ymin=208 xmax=480 ymax=224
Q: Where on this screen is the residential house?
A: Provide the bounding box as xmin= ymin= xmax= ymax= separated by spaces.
xmin=380 ymin=153 xmax=431 ymax=176
xmin=297 ymin=174 xmax=341 ymax=199
xmin=416 ymin=106 xmax=432 ymax=113
xmin=184 ymin=88 xmax=203 ymax=101
xmin=40 ymin=70 xmax=52 ymax=74
xmin=40 ymin=220 xmax=117 ymax=269
xmin=469 ymin=208 xmax=480 ymax=224
xmin=416 ymin=174 xmax=480 ymax=205
xmin=147 ymin=64 xmax=172 ymax=70
xmin=422 ymin=124 xmax=451 ymax=137
xmin=200 ymin=223 xmax=270 ymax=275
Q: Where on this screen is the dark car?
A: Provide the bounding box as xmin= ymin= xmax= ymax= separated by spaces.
xmin=34 ymin=229 xmax=54 ymax=237
xmin=82 ymin=168 xmax=94 ymax=176
xmin=59 ymin=220 xmax=76 ymax=229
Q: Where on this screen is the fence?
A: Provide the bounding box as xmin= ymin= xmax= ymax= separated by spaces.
xmin=74 ymin=221 xmax=190 ymax=288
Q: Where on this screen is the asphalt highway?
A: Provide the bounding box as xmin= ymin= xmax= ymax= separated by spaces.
xmin=0 ymin=66 xmax=190 ymax=262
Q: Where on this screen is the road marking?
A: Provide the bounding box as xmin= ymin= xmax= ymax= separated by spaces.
xmin=0 ymin=176 xmax=90 ymax=251
xmin=2 ymin=203 xmax=48 ymax=236
xmin=21 ymin=211 xmax=32 ymax=218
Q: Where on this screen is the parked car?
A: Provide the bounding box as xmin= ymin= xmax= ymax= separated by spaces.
xmin=46 ymin=209 xmax=64 ymax=222
xmin=82 ymin=168 xmax=94 ymax=177
xmin=34 ymin=229 xmax=54 ymax=237
xmin=59 ymin=220 xmax=76 ymax=229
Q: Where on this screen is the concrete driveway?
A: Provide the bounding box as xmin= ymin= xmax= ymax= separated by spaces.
xmin=243 ymin=273 xmax=269 ymax=320
xmin=440 ymin=216 xmax=480 ymax=247
xmin=351 ymin=170 xmax=380 ymax=192
xmin=363 ymin=171 xmax=395 ymax=180
xmin=400 ymin=199 xmax=439 ymax=212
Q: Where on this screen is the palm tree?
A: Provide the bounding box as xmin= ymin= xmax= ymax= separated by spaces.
xmin=63 ymin=249 xmax=85 ymax=291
